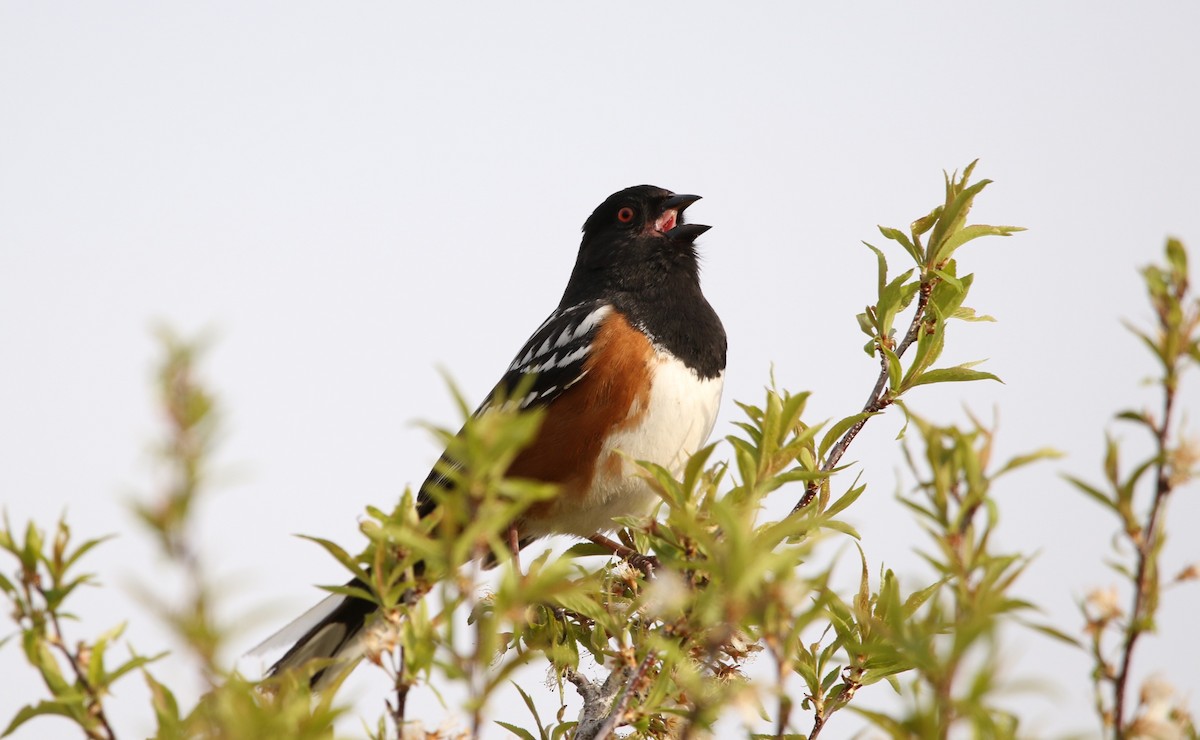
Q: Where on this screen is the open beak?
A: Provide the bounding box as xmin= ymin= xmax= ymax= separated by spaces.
xmin=655 ymin=193 xmax=710 ymax=242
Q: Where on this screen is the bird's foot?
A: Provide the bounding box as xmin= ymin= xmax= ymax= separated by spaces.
xmin=588 ymin=534 xmax=659 ymax=578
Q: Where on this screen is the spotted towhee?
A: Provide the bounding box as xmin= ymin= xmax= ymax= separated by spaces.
xmin=255 ymin=185 xmax=727 ymax=686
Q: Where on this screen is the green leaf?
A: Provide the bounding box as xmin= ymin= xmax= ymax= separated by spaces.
xmin=1116 ymin=409 xmax=1153 ymax=428
xmin=819 ymin=412 xmax=876 ymax=459
xmin=993 ymin=448 xmax=1064 ymax=477
xmin=88 ymin=623 xmax=126 ymax=688
xmin=297 ymin=535 xmax=370 ymax=583
xmin=1018 ymin=619 xmax=1083 ymax=648
xmin=931 ymin=267 xmax=964 ymax=293
xmin=821 ymin=519 xmax=861 ymax=539
xmin=928 ymin=178 xmax=993 ymax=264
xmin=826 ymin=480 xmax=866 ymax=518
xmin=878 ymin=226 xmax=922 ymax=265
xmin=24 ymin=633 xmax=69 ymax=695
xmin=821 ymin=665 xmax=843 ymax=693
xmin=864 ymin=241 xmax=889 ymax=294
xmin=877 ymin=269 xmax=917 ymax=337
xmin=562 ymin=542 xmax=614 ymax=559
xmin=3 ymin=700 xmax=84 ymax=737
xmin=63 ymin=534 xmax=116 ymax=572
xmin=935 ymin=223 xmax=1024 ymax=264
xmin=951 ymin=306 xmax=996 ymax=322
xmin=510 ymin=681 xmax=549 ymax=740
xmin=900 ymin=310 xmax=947 ymax=390
xmin=143 ymin=669 xmax=182 ymax=732
xmin=682 ymin=442 xmax=719 ymax=491
xmin=495 ymin=722 xmax=539 ymax=740
xmin=774 ymin=468 xmax=833 ymax=485
xmin=907 ymin=365 xmax=1001 ymax=388
xmin=857 ymin=310 xmax=877 ymax=339
xmin=911 ymin=206 xmax=941 ymax=238
xmin=849 ymin=704 xmax=910 ymax=734
xmin=1165 ymin=237 xmax=1187 ymax=277
xmin=109 ymin=651 xmax=166 ymax=684
xmin=1064 ymin=475 xmax=1115 ymax=511
xmin=902 ymin=579 xmax=945 ymax=617
xmin=20 ymin=520 xmax=42 ymax=573
xmin=882 ymin=345 xmax=902 ymax=392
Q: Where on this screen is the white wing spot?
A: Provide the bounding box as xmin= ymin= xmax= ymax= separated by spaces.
xmin=551 ymin=324 xmax=573 ymax=349
xmin=573 ymin=306 xmax=612 ymax=341
xmin=511 ymin=346 xmax=536 ymax=372
xmin=520 ymin=385 xmax=559 ymax=408
xmin=554 ymin=344 xmax=591 ymax=369
xmin=510 ymin=304 xmax=611 ymax=372
xmin=563 ymin=368 xmax=590 ymax=389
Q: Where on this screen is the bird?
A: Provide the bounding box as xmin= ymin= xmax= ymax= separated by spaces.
xmin=253 ymin=184 xmax=727 ymax=687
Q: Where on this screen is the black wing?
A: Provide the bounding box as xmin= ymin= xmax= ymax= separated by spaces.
xmin=495 ymin=299 xmax=612 ymax=409
xmin=261 ymin=302 xmax=618 ymax=685
xmin=416 ymin=300 xmax=612 ymax=515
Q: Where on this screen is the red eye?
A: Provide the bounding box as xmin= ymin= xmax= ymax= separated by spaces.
xmin=617 ymin=207 xmax=635 ymax=223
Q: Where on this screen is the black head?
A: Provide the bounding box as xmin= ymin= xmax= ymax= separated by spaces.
xmin=563 ymin=185 xmax=711 ymax=304
xmin=581 ymin=185 xmax=710 ymax=248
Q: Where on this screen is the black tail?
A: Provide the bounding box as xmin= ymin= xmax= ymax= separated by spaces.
xmin=259 ymin=445 xmax=496 ymax=687
xmin=257 ymin=577 xmax=377 ymax=689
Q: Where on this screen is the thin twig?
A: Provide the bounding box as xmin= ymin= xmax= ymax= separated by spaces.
xmin=810 ymin=712 xmax=827 ymax=740
xmin=588 ymin=534 xmax=659 ymax=577
xmin=773 ymin=655 xmax=792 ymax=739
xmin=1112 ymin=382 xmax=1177 ymax=736
xmin=387 ymin=646 xmax=409 ymax=740
xmin=810 ymin=671 xmax=862 ymax=739
xmin=508 ymin=524 xmax=523 ymax=575
xmin=464 ymin=551 xmax=486 ymax=738
xmin=44 ymin=603 xmax=118 ymax=740
xmin=794 ymin=280 xmax=935 ymax=513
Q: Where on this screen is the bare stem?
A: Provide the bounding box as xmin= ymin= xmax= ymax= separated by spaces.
xmin=465 ymin=555 xmax=485 ymax=738
xmin=387 ymin=647 xmax=409 ymax=740
xmin=809 ymin=711 xmax=827 ymax=739
xmin=773 ymin=670 xmax=792 ymax=739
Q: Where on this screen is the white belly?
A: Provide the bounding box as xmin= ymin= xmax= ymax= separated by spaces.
xmin=547 ymin=351 xmax=724 ymax=536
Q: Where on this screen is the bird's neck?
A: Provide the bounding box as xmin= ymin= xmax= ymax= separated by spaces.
xmin=618 ymin=273 xmax=726 ymax=381
xmin=560 ymin=260 xmax=726 ymax=381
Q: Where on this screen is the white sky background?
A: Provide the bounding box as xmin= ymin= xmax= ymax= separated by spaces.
xmin=2 ymin=2 xmax=1199 ymax=738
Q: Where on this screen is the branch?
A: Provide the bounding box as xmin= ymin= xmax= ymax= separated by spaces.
xmin=793 ymin=280 xmax=935 ymax=513
xmin=1112 ymin=383 xmax=1177 ymax=736
xmin=42 ymin=592 xmax=118 ymax=740
xmin=386 ymin=646 xmax=409 ymax=740
xmin=1099 ymin=239 xmax=1197 ymax=737
xmin=568 ymin=651 xmax=655 ymax=740
xmin=809 ymin=669 xmax=862 ymax=740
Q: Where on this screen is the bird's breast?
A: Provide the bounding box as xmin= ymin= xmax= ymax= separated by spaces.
xmin=513 ymin=309 xmax=724 ymax=537
xmin=598 ymin=351 xmax=724 ymax=486
xmin=539 ymin=352 xmax=724 ymax=537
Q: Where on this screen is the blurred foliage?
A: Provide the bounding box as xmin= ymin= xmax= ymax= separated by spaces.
xmin=2 ymin=329 xmax=348 ymax=739
xmin=1068 ymin=238 xmax=1200 ymax=740
xmin=1 ymin=165 xmax=1195 ymax=740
